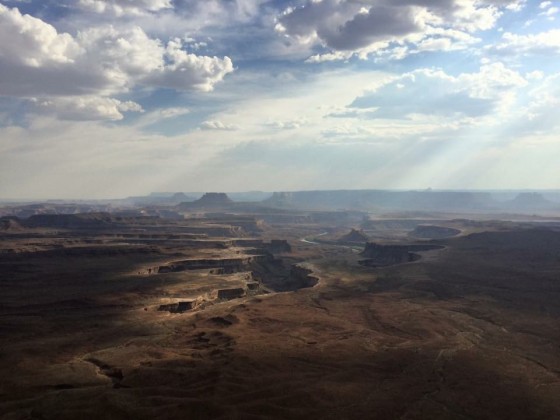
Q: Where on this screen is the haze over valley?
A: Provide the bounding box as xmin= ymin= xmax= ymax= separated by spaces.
xmin=2 ymin=191 xmax=560 ymax=418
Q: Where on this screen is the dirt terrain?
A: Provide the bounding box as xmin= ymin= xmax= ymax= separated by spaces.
xmin=1 ymin=212 xmax=560 ymax=419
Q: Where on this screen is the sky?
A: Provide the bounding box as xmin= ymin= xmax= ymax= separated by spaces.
xmin=0 ymin=0 xmax=559 ymax=199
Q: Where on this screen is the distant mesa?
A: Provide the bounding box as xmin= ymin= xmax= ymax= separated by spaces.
xmin=409 ymin=225 xmax=461 ymax=239
xmin=262 ymin=190 xmax=497 ymax=212
xmin=338 ymin=229 xmax=369 ymax=243
xmin=262 ymin=192 xmax=294 ymax=208
xmin=196 ymin=192 xmax=233 ymax=205
xmin=261 ymin=190 xmax=560 ymax=214
xmin=170 ymin=192 xmax=191 ymax=202
xmin=127 ymin=192 xmax=195 ymax=206
xmin=177 ymin=193 xmax=234 ymax=210
xmin=507 ymin=192 xmax=556 ymax=210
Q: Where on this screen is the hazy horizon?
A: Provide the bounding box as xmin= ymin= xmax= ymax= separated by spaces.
xmin=1 ymin=0 xmax=559 ymax=199
xmin=3 ymin=188 xmax=560 ymax=203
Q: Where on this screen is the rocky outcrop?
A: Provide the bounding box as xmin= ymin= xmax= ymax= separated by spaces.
xmin=284 ymin=265 xmax=319 ymax=290
xmin=158 ymin=300 xmax=196 ymax=313
xmin=246 ymin=281 xmax=260 ymax=291
xmin=217 ymin=288 xmax=245 ymax=300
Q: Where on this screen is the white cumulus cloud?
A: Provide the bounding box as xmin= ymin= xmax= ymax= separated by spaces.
xmin=200 ymin=120 xmax=240 ymax=130
xmin=77 ymin=0 xmax=173 ymax=16
xmin=31 ymin=96 xmax=144 ymax=121
xmin=0 ymin=5 xmax=234 ymax=120
xmin=0 ymin=4 xmax=81 ymax=67
xmin=488 ymin=29 xmax=560 ymax=56
xmin=275 ymin=0 xmax=515 ymax=60
xmin=348 ymin=63 xmax=526 ymax=119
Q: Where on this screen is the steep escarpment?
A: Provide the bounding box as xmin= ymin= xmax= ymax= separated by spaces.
xmin=285 ymin=265 xmax=319 ymax=290
xmin=149 ymin=243 xmax=310 ymax=293
xmin=155 ymin=255 xmax=269 ymax=274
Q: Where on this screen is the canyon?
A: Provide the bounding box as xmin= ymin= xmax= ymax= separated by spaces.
xmin=1 ymin=192 xmax=560 ymax=419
